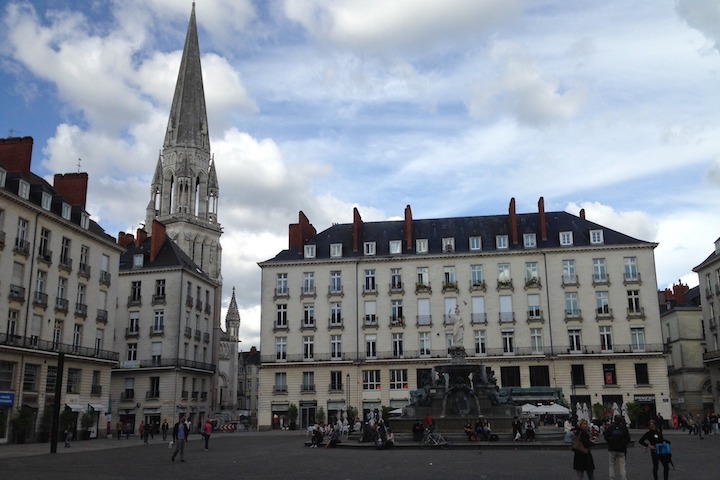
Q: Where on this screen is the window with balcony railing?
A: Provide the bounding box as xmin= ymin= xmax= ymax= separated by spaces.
xmin=33 ymin=291 xmax=48 ymax=307
xmin=364 ymin=314 xmax=377 ymax=326
xmin=78 ymin=263 xmax=91 ymax=278
xmin=75 ymin=303 xmax=88 ymax=317
xmin=91 ymin=384 xmax=102 ymax=395
xmin=55 ymin=297 xmax=69 ymax=312
xmin=191 ymin=391 xmax=199 ymax=400
xmin=14 ymin=238 xmax=30 ymax=255
xmin=181 ymin=390 xmax=189 ymax=399
xmin=96 ymin=309 xmax=108 ymax=324
xmin=121 ymin=390 xmax=135 ymax=400
xmin=99 ymin=270 xmax=111 ymax=285
xmin=58 ymin=257 xmax=73 ymax=271
xmin=9 ymin=285 xmax=25 ymax=302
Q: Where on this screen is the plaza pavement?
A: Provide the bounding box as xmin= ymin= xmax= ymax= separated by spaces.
xmin=0 ymin=427 xmax=715 ymax=480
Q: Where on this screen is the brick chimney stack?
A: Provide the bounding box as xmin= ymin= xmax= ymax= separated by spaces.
xmin=117 ymin=232 xmax=135 ymax=248
xmin=0 ymin=137 xmax=34 ymax=176
xmin=288 ymin=211 xmax=316 ymax=254
xmin=352 ymin=207 xmax=363 ymax=253
xmin=538 ymin=196 xmax=547 ymax=241
xmin=579 ymin=208 xmax=586 ymax=220
xmin=509 ymin=197 xmax=518 ymax=245
xmin=404 ymin=205 xmax=413 ymax=252
xmin=150 ymin=220 xmax=167 ymax=262
xmin=136 ymin=228 xmax=148 ymax=248
xmin=54 ymin=172 xmax=89 ymax=209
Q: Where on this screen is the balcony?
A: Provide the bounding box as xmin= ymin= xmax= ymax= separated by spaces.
xmin=524 ymin=277 xmax=542 ymax=290
xmin=91 ymin=384 xmax=102 ymax=395
xmin=388 ymin=282 xmax=404 ymax=295
xmin=125 ymin=327 xmax=139 ymax=338
xmin=152 ymin=294 xmax=166 ymax=305
xmin=273 ymin=287 xmax=289 ymax=300
xmin=561 ymin=274 xmax=579 ymax=287
xmin=328 ymin=317 xmax=343 ymax=329
xmin=301 ymin=286 xmax=317 ymax=299
xmin=201 ymin=391 xmax=208 ymax=401
xmin=301 ymin=384 xmax=316 ymax=393
xmin=33 ymin=291 xmax=48 ymax=308
xmin=181 ymin=390 xmax=189 ymax=400
xmin=120 ymin=390 xmax=135 ymax=401
xmin=273 ymin=385 xmax=288 ymax=394
xmin=389 ymin=316 xmax=405 ymax=327
xmin=186 ymin=296 xmax=194 ymax=308
xmin=204 ymin=303 xmax=211 ymax=315
xmin=96 ymin=309 xmax=108 ymax=324
xmin=194 ymin=329 xmax=201 ymax=341
xmin=55 ymin=297 xmax=69 ymax=313
xmin=592 ymin=273 xmax=611 ymax=287
xmin=471 ymin=313 xmax=487 ymax=324
xmin=442 ymin=281 xmax=459 ymax=293
xmin=416 ymin=315 xmax=432 ymax=327
xmin=363 ymin=315 xmax=378 ymax=328
xmin=58 ymin=257 xmax=73 ymax=272
xmin=623 ymin=272 xmax=641 ymax=286
xmin=195 ymin=299 xmax=203 ymax=311
xmin=0 ymin=331 xmax=119 ymax=361
xmin=9 ymin=284 xmax=26 ymax=302
xmin=150 ymin=325 xmax=164 ymax=336
xmin=627 ymin=307 xmax=645 ymax=320
xmin=184 ymin=327 xmax=192 ymax=338
xmin=469 ymin=280 xmax=486 ymax=292
xmin=146 ymin=390 xmax=160 ymax=400
xmin=443 ymin=314 xmax=456 ymax=326
xmin=203 ymin=332 xmax=210 ymax=343
xmin=114 ymin=358 xmax=216 ymax=373
xmin=414 ymin=282 xmax=432 ymax=294
xmin=191 ymin=391 xmax=199 ymax=400
xmin=595 ymin=307 xmax=614 ymax=321
xmin=127 ymin=295 xmax=142 ymax=307
xmin=527 ymin=309 xmax=544 ymax=323
xmin=564 ymin=309 xmax=582 ymax=321
xmin=14 ymin=238 xmax=30 ymax=256
xmin=99 ymin=270 xmax=111 ymax=286
xmin=78 ymin=263 xmax=91 ymax=278
xmin=498 ymin=312 xmax=515 ymax=324
xmin=703 ymin=349 xmax=720 ymax=362
xmin=37 ymin=249 xmax=53 ymax=264
xmin=496 ymin=278 xmax=514 ymax=291
xmin=75 ymin=303 xmax=88 ymax=318
xmin=361 ymin=285 xmax=377 ymax=297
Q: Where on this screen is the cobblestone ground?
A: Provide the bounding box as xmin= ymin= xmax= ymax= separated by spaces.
xmin=0 ymin=429 xmax=715 ymax=480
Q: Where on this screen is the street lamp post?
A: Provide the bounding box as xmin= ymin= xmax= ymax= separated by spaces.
xmin=346 ymin=373 xmax=350 ymax=411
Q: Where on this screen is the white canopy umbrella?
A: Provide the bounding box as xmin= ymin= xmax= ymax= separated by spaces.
xmin=531 ymin=404 xmax=570 ymax=415
xmin=521 ymin=403 xmax=537 ymax=414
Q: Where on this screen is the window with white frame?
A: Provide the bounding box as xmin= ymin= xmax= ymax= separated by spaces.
xmin=330 ymin=243 xmax=342 ymax=258
xmin=565 ymin=292 xmax=580 ymax=317
xmin=590 ymin=229 xmax=604 ymax=245
xmin=444 ymin=266 xmax=456 ymax=286
xmin=593 ymin=258 xmax=607 ymax=282
xmin=62 ymin=203 xmax=71 ymax=220
xmin=559 ymin=231 xmax=573 ymax=246
xmin=416 ymin=239 xmax=428 ymax=253
xmin=496 ymin=235 xmax=508 ymax=250
xmin=80 ymin=212 xmax=89 ymax=229
xmin=303 ymin=272 xmax=315 ymax=295
xmin=498 ymin=263 xmax=511 ymax=282
xmin=274 ymin=372 xmax=287 ymax=392
xmin=152 ymin=342 xmax=162 ymax=364
xmin=469 ymin=236 xmax=482 ymax=251
xmin=330 ymin=271 xmax=342 ymax=294
xmin=7 ymin=310 xmax=18 ymax=337
xmin=276 ymin=304 xmax=287 ymax=328
xmin=362 ymin=370 xmax=381 ymax=390
xmin=472 ymin=297 xmax=486 ymax=324
xmin=18 ymin=180 xmax=29 ymax=199
xmin=417 ymin=298 xmax=431 ymax=325
xmin=523 ymin=233 xmax=537 ymax=248
xmin=330 ymin=302 xmax=342 ymax=326
xmin=41 ymin=192 xmax=52 ymax=210
xmin=303 ymin=304 xmax=315 ymax=327
xmin=364 ymin=269 xmax=376 ymax=292
xmin=471 ymin=265 xmax=484 ymax=287
xmin=528 ymin=294 xmax=541 ymax=318
xmin=153 ymin=310 xmax=164 ymax=332
xmin=568 ymin=329 xmax=582 ymax=352
xmin=392 ymin=333 xmax=404 ymax=358
xmin=389 ymin=240 xmax=402 ymax=254
xmin=446 ymin=331 xmax=454 ymax=348
xmin=416 ymin=267 xmax=429 ymax=287
xmin=304 ymin=245 xmax=315 ymax=258
xmin=364 ymin=242 xmax=376 ymax=256
xmin=442 ymin=237 xmax=455 ymax=252
xmin=365 ymin=334 xmax=377 ymax=359
xmin=499 ymin=295 xmax=513 ymax=323
xmin=331 ymin=335 xmax=342 ymax=359
xmin=624 ymin=257 xmax=639 ymax=282
xmin=627 ymin=290 xmax=641 ymax=313
xmin=600 ymin=325 xmax=613 ymax=351
xmin=530 ymin=328 xmax=543 ymax=354
xmin=502 ymin=330 xmax=514 ymax=354
xmin=390 ymin=369 xmax=408 ymax=389
xmin=302 ymin=335 xmax=314 ymax=360
xmin=390 ymin=268 xmax=402 ymax=289
xmin=474 ymin=330 xmax=486 ymax=355
xmin=275 ymin=337 xmax=287 ymax=360
xmin=276 ymin=273 xmax=288 ymax=295
xmin=419 ymin=332 xmax=431 ymax=356
xmin=631 ymin=327 xmax=646 ymax=352
xmin=127 ymin=343 xmax=137 ymax=361
xmin=562 ymin=259 xmax=577 ymax=284
xmin=364 ymin=301 xmax=377 ymax=325
xmin=596 ymin=291 xmax=610 ymax=315
xmin=526 ymin=262 xmax=539 ymax=282
xmin=302 ymin=372 xmax=315 ymax=391
xmin=391 ymin=299 xmax=403 ymax=323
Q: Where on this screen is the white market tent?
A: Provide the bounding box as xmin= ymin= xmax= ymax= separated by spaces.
xmin=530 ymin=404 xmax=570 ymax=415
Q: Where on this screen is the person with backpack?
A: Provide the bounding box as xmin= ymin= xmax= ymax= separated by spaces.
xmin=604 ymin=415 xmax=631 ymax=480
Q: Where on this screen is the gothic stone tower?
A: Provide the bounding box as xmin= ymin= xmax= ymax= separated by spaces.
xmin=146 ymin=3 xmax=222 ymax=283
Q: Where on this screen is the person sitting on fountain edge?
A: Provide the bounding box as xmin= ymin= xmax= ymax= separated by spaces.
xmin=464 ymin=421 xmax=475 ymax=441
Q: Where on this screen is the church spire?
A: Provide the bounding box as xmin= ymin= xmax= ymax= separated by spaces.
xmin=163 ymin=2 xmax=210 ymax=152
xmin=224 ymin=287 xmax=241 ymax=340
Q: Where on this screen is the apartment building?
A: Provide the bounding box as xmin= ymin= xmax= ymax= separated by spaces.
xmin=0 ymin=137 xmax=122 ymax=443
xmin=257 ymin=199 xmax=670 ymax=430
xmin=693 ymin=236 xmax=720 ymax=414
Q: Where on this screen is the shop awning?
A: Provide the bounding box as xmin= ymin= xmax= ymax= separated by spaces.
xmin=65 ymin=403 xmax=85 ymax=412
xmin=88 ymin=403 xmax=106 ymax=412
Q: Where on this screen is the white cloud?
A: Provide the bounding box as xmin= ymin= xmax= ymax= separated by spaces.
xmin=675 ymin=0 xmax=720 ymax=53
xmin=565 ymin=201 xmax=658 ymax=242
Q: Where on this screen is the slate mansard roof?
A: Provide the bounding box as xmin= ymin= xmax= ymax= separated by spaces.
xmin=262 ymin=201 xmax=655 ymax=265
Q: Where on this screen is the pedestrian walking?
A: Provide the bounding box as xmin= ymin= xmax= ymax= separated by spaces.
xmin=604 ymin=415 xmax=631 ymax=480
xmin=572 ymin=419 xmax=595 ymax=480
xmin=162 ymin=419 xmax=169 ymax=441
xmin=638 ymin=420 xmax=672 ymax=480
xmin=202 ymin=419 xmax=213 ymax=450
xmin=171 ymin=414 xmax=190 ymax=462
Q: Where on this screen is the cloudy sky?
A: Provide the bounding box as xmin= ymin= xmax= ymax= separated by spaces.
xmin=2 ymin=0 xmax=720 ymax=348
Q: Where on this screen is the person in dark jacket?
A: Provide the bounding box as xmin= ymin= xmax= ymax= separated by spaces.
xmin=638 ymin=420 xmax=671 ymax=480
xmin=171 ymin=414 xmax=190 ymax=462
xmin=604 ymin=415 xmax=631 ymax=480
xmin=573 ymin=419 xmax=595 ymax=480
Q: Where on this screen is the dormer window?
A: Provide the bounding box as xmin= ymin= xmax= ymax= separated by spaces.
xmin=523 ymin=233 xmax=537 ymax=248
xmin=364 ymin=242 xmax=376 ymax=256
xmin=589 ymin=230 xmax=604 ymax=245
xmin=559 ymin=231 xmax=573 ymax=246
xmin=41 ymin=192 xmax=52 ymax=210
xmin=133 ymin=254 xmax=144 ymax=268
xmin=18 ymin=180 xmax=29 ymax=199
xmin=416 ymin=239 xmax=428 ymax=254
xmin=304 ymin=245 xmax=316 ymax=259
xmin=496 ymin=235 xmax=509 ymax=250
xmin=442 ymin=238 xmax=455 ymax=252
xmin=330 ymin=243 xmax=342 ymax=258
xmin=62 ymin=203 xmax=72 ymax=220
xmin=80 ymin=212 xmax=90 ymax=229
xmin=389 ymin=240 xmax=402 ymax=255
xmin=469 ymin=236 xmax=482 ymax=251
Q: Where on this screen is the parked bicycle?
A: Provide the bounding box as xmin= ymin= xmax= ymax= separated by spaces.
xmin=420 ymin=428 xmax=452 ymax=449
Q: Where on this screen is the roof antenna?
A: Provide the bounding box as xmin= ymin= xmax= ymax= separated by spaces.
xmin=77 ymin=158 xmax=82 ymax=173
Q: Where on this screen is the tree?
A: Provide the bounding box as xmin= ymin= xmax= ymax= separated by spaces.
xmin=316 ymin=406 xmax=326 ymax=424
xmin=287 ymin=403 xmax=298 ymax=430
xmin=625 ymin=402 xmax=644 ymax=428
xmin=38 ymin=408 xmax=54 ymax=443
xmin=592 ymin=403 xmax=605 ymax=422
xmin=9 ymin=406 xmax=33 ymax=444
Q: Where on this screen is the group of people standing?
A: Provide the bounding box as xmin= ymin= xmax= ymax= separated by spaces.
xmin=571 ymin=415 xmax=672 ymax=480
